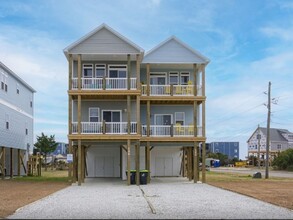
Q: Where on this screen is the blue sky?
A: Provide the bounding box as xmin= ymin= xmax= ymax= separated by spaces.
xmin=1 ymin=0 xmax=293 ymax=159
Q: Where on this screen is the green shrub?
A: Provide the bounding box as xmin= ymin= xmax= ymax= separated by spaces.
xmin=272 ymin=149 xmax=293 ymax=171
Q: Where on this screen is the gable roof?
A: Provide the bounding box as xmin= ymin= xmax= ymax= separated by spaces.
xmin=0 ymin=61 xmax=36 ymax=93
xmin=142 ymin=36 xmax=210 ymax=64
xmin=247 ymin=127 xmax=289 ymax=142
xmin=63 ymin=23 xmax=144 ymax=58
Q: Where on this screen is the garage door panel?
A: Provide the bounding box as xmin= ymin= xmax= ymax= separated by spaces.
xmin=104 ymin=157 xmax=114 ymax=177
xmin=164 ymin=158 xmax=173 ymax=176
xmin=155 ymin=157 xmax=164 ymax=176
xmin=95 ymin=156 xmax=104 ymax=177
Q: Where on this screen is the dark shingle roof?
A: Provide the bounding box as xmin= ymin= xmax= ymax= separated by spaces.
xmin=259 ymin=127 xmax=288 ymax=142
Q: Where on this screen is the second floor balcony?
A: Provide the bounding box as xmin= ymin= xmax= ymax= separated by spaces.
xmin=72 ymin=78 xmax=137 ymax=90
xmin=71 ymin=122 xmax=202 ymax=137
xmin=141 ymin=84 xmax=202 ymax=96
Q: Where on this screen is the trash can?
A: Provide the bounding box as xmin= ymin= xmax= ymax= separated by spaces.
xmin=125 ymin=170 xmax=136 ymax=184
xmin=140 ymin=170 xmax=149 ymax=185
xmin=252 ymin=172 xmax=262 ymax=178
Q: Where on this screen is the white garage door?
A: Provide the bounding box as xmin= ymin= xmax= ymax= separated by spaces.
xmin=155 ymin=157 xmax=173 ymax=176
xmin=95 ymin=156 xmax=115 ymax=177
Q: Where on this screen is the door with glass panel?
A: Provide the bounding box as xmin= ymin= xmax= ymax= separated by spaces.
xmin=150 ymin=73 xmax=166 ymax=95
xmin=154 ymin=114 xmax=172 ymax=136
xmin=108 ymin=65 xmax=127 ymax=89
xmin=102 ymin=110 xmax=121 ymax=134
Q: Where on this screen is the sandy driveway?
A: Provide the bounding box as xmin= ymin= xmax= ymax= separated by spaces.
xmin=8 ymin=178 xmax=293 ymax=219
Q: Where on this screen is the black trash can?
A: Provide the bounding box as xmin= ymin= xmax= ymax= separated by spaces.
xmin=126 ymin=170 xmax=136 ymax=184
xmin=252 ymin=172 xmax=262 ymax=178
xmin=140 ymin=170 xmax=149 ymax=185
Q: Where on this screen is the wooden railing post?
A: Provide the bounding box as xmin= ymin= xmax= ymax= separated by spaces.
xmin=170 ymin=124 xmax=174 ymax=137
xmin=102 ymin=120 xmax=106 ymax=134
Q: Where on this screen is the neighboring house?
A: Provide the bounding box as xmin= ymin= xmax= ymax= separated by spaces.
xmin=247 ymin=127 xmax=293 ymax=163
xmin=63 ymin=23 xmax=209 ymax=185
xmin=0 ymin=61 xmax=35 ymax=177
xmin=52 ymin=142 xmax=68 ymax=156
xmin=209 ymin=142 xmax=239 ymax=159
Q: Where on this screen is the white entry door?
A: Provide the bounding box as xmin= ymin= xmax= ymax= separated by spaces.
xmin=155 ymin=157 xmax=173 ymax=176
xmin=95 ymin=156 xmax=114 ymax=177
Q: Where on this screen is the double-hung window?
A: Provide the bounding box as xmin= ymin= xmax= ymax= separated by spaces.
xmin=89 ymin=108 xmax=99 ymax=122
xmin=83 ymin=64 xmax=93 ymax=78
xmin=108 ymin=65 xmax=127 ymax=78
xmin=169 ymin=72 xmax=179 ymax=85
xmin=95 ymin=64 xmax=106 ymax=78
xmin=180 ymin=72 xmax=190 ymax=85
xmin=175 ymin=112 xmax=185 ymax=125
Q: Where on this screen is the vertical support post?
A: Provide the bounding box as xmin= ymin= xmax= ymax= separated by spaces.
xmin=146 ymin=63 xmax=150 ymax=96
xmin=102 ymin=77 xmax=106 ymax=90
xmin=78 ymin=95 xmax=81 ymax=134
xmin=68 ymin=54 xmax=72 ymax=90
xmin=10 ymin=148 xmax=13 ymax=178
xmin=69 ymin=95 xmax=72 ymax=135
xmin=135 ymin=144 xmax=140 ymax=186
xmin=68 ymin=141 xmax=72 ymax=181
xmin=77 ymin=54 xmax=81 ymax=90
xmin=81 ymin=145 xmax=84 ymax=183
xmin=202 ymin=142 xmax=206 ymax=183
xmin=202 ymin=102 xmax=206 ymax=138
xmin=1 ymin=147 xmax=6 ymax=179
xmin=136 ymin=54 xmax=141 ymax=90
xmin=193 ymin=101 xmax=198 ymax=137
xmin=201 ymin=64 xmax=205 ymax=97
xmin=78 ymin=140 xmax=82 ymax=186
xmin=17 ymin=149 xmax=21 ymax=176
xmin=170 ymin=84 xmax=174 ymax=96
xmin=188 ymin=147 xmax=192 ymax=181
xmin=73 ymin=146 xmax=77 ymax=183
xmin=146 ymin=142 xmax=150 ymax=183
xmin=136 ymin=96 xmax=141 ymax=135
xmin=127 ymin=139 xmax=131 ymax=185
xmin=147 ymin=101 xmax=150 ymax=137
xmin=127 ymin=54 xmax=131 ymax=90
xmin=193 ymin=64 xmax=198 ymax=96
xmin=127 ymin=95 xmax=131 ymax=134
xmin=193 ymin=142 xmax=199 ymax=183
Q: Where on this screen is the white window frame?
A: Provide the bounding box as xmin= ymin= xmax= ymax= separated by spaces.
xmin=82 ymin=64 xmax=93 ymax=78
xmin=277 ymin=144 xmax=282 ymax=150
xmin=101 ymin=110 xmax=122 ymax=123
xmin=108 ymin=64 xmax=127 ymax=78
xmin=180 ymin=72 xmax=190 ymax=85
xmin=154 ymin=114 xmax=173 ymax=125
xmin=89 ymin=107 xmax=100 ymax=122
xmin=175 ymin=112 xmax=185 ymax=125
xmin=169 ymin=72 xmax=179 ymax=85
xmin=95 ymin=64 xmax=106 ymax=78
xmin=150 ymin=72 xmax=167 ymax=85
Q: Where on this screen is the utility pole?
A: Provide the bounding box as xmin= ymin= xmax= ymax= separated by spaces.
xmin=265 ymin=81 xmax=271 ymax=179
xmin=257 ymin=124 xmax=261 ymax=169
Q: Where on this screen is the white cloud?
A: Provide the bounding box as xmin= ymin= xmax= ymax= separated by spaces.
xmin=261 ymin=27 xmax=293 ymax=41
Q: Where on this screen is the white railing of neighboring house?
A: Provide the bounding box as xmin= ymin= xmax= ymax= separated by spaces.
xmin=82 ymin=78 xmax=103 ymax=90
xmin=71 ymin=78 xmax=137 ymax=90
xmin=71 ymin=122 xmax=137 ymax=134
xmin=141 ymin=125 xmax=203 ymax=137
xmin=141 ymin=85 xmax=202 ymax=96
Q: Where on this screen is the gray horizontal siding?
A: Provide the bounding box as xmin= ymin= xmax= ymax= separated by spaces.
xmin=0 ymin=104 xmax=33 ymax=150
xmin=142 ymin=39 xmax=206 ymax=63
xmin=70 ymin=28 xmax=140 ymax=54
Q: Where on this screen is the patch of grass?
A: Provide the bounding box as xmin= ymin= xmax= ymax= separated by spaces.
xmin=14 ymin=169 xmax=69 ymax=182
xmin=205 ymin=171 xmax=292 ymax=182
